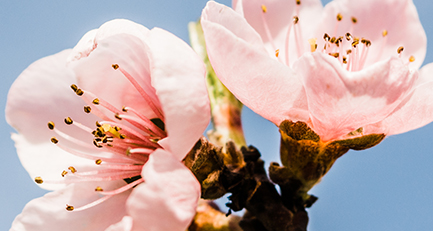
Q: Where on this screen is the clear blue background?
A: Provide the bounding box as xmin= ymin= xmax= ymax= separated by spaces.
xmin=1 ymin=0 xmax=433 ymax=230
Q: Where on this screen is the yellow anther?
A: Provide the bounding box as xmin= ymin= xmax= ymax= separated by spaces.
xmin=361 ymin=39 xmax=372 ymax=47
xmin=61 ymin=170 xmax=68 ymax=177
xmin=47 ymin=121 xmax=55 ymax=130
xmin=114 ymin=126 xmax=121 ymax=131
xmin=84 ymin=106 xmax=91 ymax=113
xmin=293 ymin=16 xmax=299 ymax=24
xmin=119 ymin=134 xmax=126 ymax=139
xmin=66 ymin=205 xmax=74 ymax=211
xmin=95 ymin=159 xmax=102 ymax=165
xmin=382 ymin=30 xmax=388 ymax=37
xmin=70 ymin=84 xmax=78 ymax=92
xmin=95 ymin=186 xmax=103 ymax=192
xmin=343 ymin=56 xmax=347 ymax=64
xmin=76 ymin=89 xmax=84 ymax=96
xmin=330 ymin=37 xmax=336 ymax=43
xmin=122 ymin=106 xmax=128 ymax=112
xmin=329 ymin=53 xmax=339 ymax=58
xmin=323 ymin=33 xmax=330 ymax=42
xmin=115 ymin=113 xmax=122 ymax=120
xmin=93 ymin=139 xmax=103 ymax=148
xmin=345 ymin=33 xmax=352 ymax=41
xmin=96 ymin=121 xmax=102 ymax=127
xmin=51 ymin=137 xmax=59 ymax=144
xmin=261 ymin=4 xmax=267 ymax=13
xmin=92 ymin=98 xmax=100 ymax=105
xmin=347 ymin=49 xmax=353 ymax=54
xmin=107 ymin=144 xmax=113 ymax=147
xmin=308 ymin=38 xmax=317 ymax=52
xmin=409 ymin=56 xmax=415 ymax=62
xmin=68 ymin=166 xmax=77 ymax=173
xmin=112 ymin=64 xmax=119 ymax=70
xmin=397 ymin=46 xmax=404 ymax=54
xmin=64 ymin=117 xmax=73 ymax=125
xmin=296 ymin=0 xmax=301 ymax=5
xmin=351 ymin=17 xmax=357 ymax=23
xmin=275 ymin=49 xmax=280 ymax=57
xmin=336 ymin=13 xmax=343 ymax=21
xmin=34 ymin=177 xmax=43 ymax=184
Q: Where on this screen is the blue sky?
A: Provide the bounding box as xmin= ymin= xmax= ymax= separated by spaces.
xmin=1 ymin=0 xmax=433 ymax=230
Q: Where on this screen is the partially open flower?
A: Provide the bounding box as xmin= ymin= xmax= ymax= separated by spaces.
xmin=202 ymin=0 xmax=433 ymax=141
xmin=7 ymin=19 xmax=210 ymax=231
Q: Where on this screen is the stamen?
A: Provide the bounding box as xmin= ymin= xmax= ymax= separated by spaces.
xmin=114 ymin=113 xmax=122 ymax=120
xmin=292 ymin=16 xmax=304 ymax=59
xmin=84 ymin=106 xmax=92 ymax=113
xmin=345 ymin=33 xmax=352 ymax=41
xmin=95 ymin=159 xmax=102 ymax=165
xmin=397 ymin=46 xmax=404 ymax=54
xmin=382 ymin=30 xmax=388 ymax=37
xmin=92 ymin=98 xmax=100 ymax=105
xmin=55 ymin=142 xmax=137 ymax=164
xmin=261 ymin=4 xmax=267 ymax=13
xmin=51 ymin=137 xmax=59 ymax=144
xmin=336 ymin=13 xmax=343 ymax=21
xmin=95 ymin=186 xmax=103 ymax=192
xmin=35 ymin=177 xmax=43 ymax=184
xmin=259 ymin=5 xmax=279 ymax=59
xmin=64 ymin=117 xmax=73 ymax=125
xmin=98 ymin=178 xmax=144 ymax=196
xmin=66 ymin=205 xmax=74 ymax=211
xmin=409 ymin=56 xmax=415 ymax=62
xmin=76 ymin=89 xmax=84 ymax=96
xmin=329 ymin=53 xmax=339 ymax=58
xmin=70 ymin=84 xmax=78 ymax=93
xmin=47 ymin=121 xmax=55 ymax=130
xmin=69 ymin=195 xmax=113 ymax=212
xmin=351 ymin=17 xmax=357 ymax=23
xmin=275 ymin=49 xmax=280 ymax=57
xmin=62 ymin=170 xmax=68 ymax=177
xmin=296 ymin=0 xmax=301 ymax=5
xmin=68 ymin=166 xmax=77 ymax=173
xmin=112 ymin=65 xmax=164 ymax=120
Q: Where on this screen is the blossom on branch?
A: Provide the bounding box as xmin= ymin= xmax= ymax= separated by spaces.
xmin=201 ymin=0 xmax=433 ymax=141
xmin=7 ymin=19 xmax=210 ymax=231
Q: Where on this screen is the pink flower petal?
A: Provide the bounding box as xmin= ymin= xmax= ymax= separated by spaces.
xmin=315 ymin=0 xmax=426 ymax=69
xmin=234 ymin=0 xmax=323 ymax=65
xmin=11 ymin=133 xmax=95 ymax=190
xmin=71 ymin=33 xmax=159 ymax=120
xmin=6 ymin=49 xmax=98 ymax=144
xmin=366 ymin=63 xmax=433 ymax=135
xmin=295 ymin=52 xmax=416 ymax=140
xmin=126 ymin=149 xmax=199 ymax=231
xmin=68 ymin=19 xmax=150 ymax=62
xmin=146 ymin=28 xmax=210 ymax=160
xmin=202 ymin=2 xmax=309 ymax=125
xmin=105 ymin=216 xmax=133 ymax=231
xmin=10 ymin=181 xmax=130 ymax=231
xmin=202 ymin=1 xmax=266 ymax=52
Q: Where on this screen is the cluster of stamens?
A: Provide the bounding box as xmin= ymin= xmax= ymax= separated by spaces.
xmin=35 ymin=63 xmax=166 ymax=212
xmin=260 ymin=0 xmax=415 ymax=70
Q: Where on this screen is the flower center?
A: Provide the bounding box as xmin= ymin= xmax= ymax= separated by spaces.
xmin=260 ymin=1 xmax=416 ymax=69
xmin=35 ymin=64 xmax=166 ymax=211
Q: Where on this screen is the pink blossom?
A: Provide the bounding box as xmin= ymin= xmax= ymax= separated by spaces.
xmin=7 ymin=19 xmax=210 ymax=231
xmin=201 ymin=0 xmax=433 ymax=141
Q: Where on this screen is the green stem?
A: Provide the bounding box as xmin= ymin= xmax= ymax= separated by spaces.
xmin=188 ymin=20 xmax=246 ymax=148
